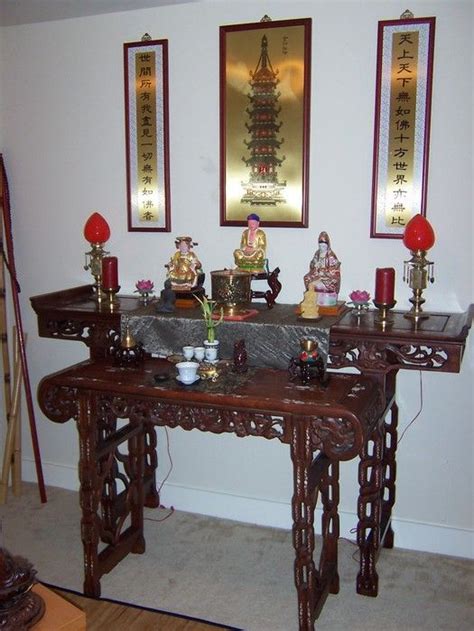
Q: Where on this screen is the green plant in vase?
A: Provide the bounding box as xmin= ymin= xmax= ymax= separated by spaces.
xmin=195 ymin=295 xmax=224 ymax=343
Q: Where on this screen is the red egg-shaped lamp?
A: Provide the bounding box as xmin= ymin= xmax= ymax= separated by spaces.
xmin=84 ymin=212 xmax=111 ymax=244
xmin=403 ymin=214 xmax=435 ymax=251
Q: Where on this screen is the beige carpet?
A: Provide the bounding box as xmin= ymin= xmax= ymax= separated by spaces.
xmin=1 ymin=484 xmax=473 ymax=630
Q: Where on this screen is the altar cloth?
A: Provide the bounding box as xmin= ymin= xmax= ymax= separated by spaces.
xmin=126 ymin=303 xmax=345 ymax=370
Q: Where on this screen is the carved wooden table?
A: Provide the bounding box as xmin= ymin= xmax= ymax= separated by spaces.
xmin=31 ymin=287 xmax=473 ymax=605
xmin=37 ymin=357 xmax=385 ymax=631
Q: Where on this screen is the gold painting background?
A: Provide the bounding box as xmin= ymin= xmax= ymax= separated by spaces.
xmin=224 ymin=24 xmax=307 ymax=223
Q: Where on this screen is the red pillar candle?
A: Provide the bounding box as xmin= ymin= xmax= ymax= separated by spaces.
xmin=375 ymin=267 xmax=395 ymax=304
xmin=102 ymin=256 xmax=118 ymax=289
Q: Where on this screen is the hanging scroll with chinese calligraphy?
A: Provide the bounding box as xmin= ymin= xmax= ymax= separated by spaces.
xmin=124 ymin=38 xmax=171 ymax=232
xmin=370 ymin=16 xmax=435 ymax=238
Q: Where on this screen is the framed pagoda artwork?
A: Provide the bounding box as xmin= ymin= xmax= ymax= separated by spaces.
xmin=124 ymin=36 xmax=171 ymax=232
xmin=219 ymin=16 xmax=312 ymax=227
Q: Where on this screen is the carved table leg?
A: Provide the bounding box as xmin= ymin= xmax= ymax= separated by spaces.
xmin=77 ymin=393 xmax=101 ymax=598
xmin=130 ymin=422 xmax=146 ymax=554
xmin=291 ymin=420 xmax=339 ymax=630
xmin=319 ymin=461 xmax=340 ymax=595
xmin=143 ymin=421 xmax=160 ymax=508
xmin=381 ymin=401 xmax=398 ymax=549
xmin=291 ymin=423 xmax=317 ymax=631
xmin=357 ymin=424 xmax=383 ymax=597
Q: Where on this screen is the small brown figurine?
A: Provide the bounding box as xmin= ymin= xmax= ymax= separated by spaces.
xmin=156 ymin=279 xmax=176 ymax=313
xmin=233 ymin=339 xmax=248 ymax=373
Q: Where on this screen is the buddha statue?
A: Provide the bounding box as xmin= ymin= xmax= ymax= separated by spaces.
xmin=233 ymin=213 xmax=267 ymax=272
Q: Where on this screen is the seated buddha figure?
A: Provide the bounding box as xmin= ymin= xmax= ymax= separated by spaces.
xmin=233 ymin=213 xmax=267 ymax=273
xmin=166 ymin=236 xmax=203 ymax=291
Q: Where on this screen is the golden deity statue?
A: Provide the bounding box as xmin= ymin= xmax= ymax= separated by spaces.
xmin=299 ymin=285 xmax=320 ymax=319
xmin=233 ymin=213 xmax=267 ymax=272
xmin=166 ymin=236 xmax=203 ymax=291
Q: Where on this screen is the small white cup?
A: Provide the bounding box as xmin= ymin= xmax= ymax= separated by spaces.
xmin=176 ymin=361 xmax=199 ymax=384
xmin=182 ymin=346 xmax=194 ymax=360
xmin=193 ymin=346 xmax=205 ymax=362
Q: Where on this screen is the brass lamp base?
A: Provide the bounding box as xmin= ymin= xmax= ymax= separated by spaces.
xmin=403 ymin=248 xmax=434 ymax=321
xmin=404 ymin=288 xmax=430 ymax=321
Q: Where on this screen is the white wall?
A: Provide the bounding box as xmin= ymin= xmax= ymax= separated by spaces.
xmin=0 ymin=1 xmax=472 ymax=558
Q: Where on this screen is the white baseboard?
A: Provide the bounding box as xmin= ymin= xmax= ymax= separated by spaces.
xmin=24 ymin=458 xmax=80 ymax=492
xmin=158 ymin=481 xmax=474 ymax=560
xmin=23 ymin=459 xmax=473 ymax=559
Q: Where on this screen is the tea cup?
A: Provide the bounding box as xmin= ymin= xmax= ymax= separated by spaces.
xmin=176 ymin=361 xmax=199 ymax=384
xmin=193 ymin=346 xmax=205 ymax=362
xmin=182 ymin=346 xmax=194 ymax=360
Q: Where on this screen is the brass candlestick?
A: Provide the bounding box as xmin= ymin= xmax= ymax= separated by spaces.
xmin=373 ymin=300 xmax=396 ymax=324
xmin=403 ymin=249 xmax=434 ymax=321
xmin=104 ymin=285 xmax=120 ymax=310
xmin=84 ymin=242 xmax=109 ymax=302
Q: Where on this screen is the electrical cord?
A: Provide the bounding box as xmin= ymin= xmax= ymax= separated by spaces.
xmin=144 ymin=426 xmax=175 ymax=523
xmin=397 ymin=370 xmax=423 ymax=445
xmin=348 ymin=370 xmax=425 ymax=553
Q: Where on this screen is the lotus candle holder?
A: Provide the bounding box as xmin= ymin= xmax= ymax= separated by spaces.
xmin=134 ymin=279 xmax=155 ymax=304
xmin=348 ymin=290 xmax=371 ymax=317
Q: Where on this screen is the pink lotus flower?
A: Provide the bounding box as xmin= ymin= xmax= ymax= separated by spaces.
xmin=135 ymin=279 xmax=154 ymax=293
xmin=349 ymin=290 xmax=370 ymax=304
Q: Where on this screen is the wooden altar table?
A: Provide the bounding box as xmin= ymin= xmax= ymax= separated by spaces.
xmin=37 ymin=357 xmax=386 ymax=631
xmin=30 ymin=286 xmax=473 ymax=617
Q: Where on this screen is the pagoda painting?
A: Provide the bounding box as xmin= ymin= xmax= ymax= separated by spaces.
xmin=221 ymin=19 xmax=311 ymax=226
xmin=240 ymin=35 xmax=287 ymax=206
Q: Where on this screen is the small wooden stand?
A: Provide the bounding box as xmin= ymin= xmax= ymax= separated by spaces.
xmin=295 ymin=301 xmax=347 ymax=318
xmin=250 ymin=267 xmax=282 ymax=308
xmin=174 ymin=286 xmax=205 ymax=308
xmin=318 ymin=301 xmax=347 ymax=316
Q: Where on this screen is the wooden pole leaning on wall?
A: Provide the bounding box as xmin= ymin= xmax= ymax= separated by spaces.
xmin=0 ymin=153 xmax=46 ymax=503
xmin=0 ymin=213 xmax=13 ymax=503
xmin=0 ymin=327 xmax=23 ymax=503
